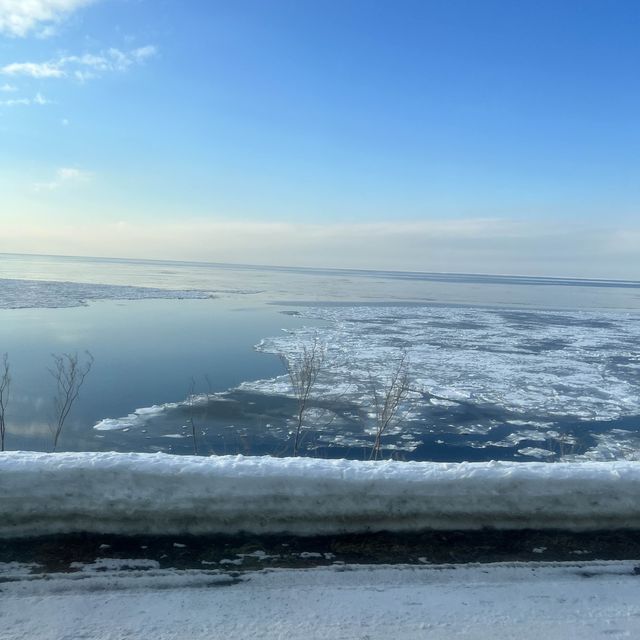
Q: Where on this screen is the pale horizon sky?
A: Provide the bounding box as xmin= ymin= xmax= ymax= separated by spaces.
xmin=1 ymin=1 xmax=639 ymax=278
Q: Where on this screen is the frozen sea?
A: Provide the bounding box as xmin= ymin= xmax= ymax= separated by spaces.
xmin=1 ymin=252 xmax=639 ymax=462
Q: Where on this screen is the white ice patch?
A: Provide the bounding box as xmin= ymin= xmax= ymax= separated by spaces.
xmin=94 ymin=405 xmax=174 ymax=431
xmin=0 ymin=278 xmax=217 ymax=309
xmin=517 ymin=447 xmax=556 ymax=459
xmin=566 ymin=430 xmax=640 ymax=462
xmin=2 ymin=452 xmax=640 ymax=537
xmin=93 ymin=395 xmax=215 ymax=431
xmin=70 ymin=559 xmax=161 ymax=572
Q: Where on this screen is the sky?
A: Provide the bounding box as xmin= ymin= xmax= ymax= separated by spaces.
xmin=0 ymin=0 xmax=639 ymax=278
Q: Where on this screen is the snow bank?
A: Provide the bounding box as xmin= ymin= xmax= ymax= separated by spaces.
xmin=2 ymin=452 xmax=640 ymax=537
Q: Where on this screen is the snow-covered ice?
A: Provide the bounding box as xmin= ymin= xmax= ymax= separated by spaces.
xmin=2 ymin=452 xmax=640 ymax=537
xmin=0 ymin=277 xmax=217 ymax=309
xmin=93 ymin=394 xmax=218 ymax=432
xmin=248 ymin=305 xmax=640 ymax=423
xmin=1 ymin=561 xmax=640 ymax=639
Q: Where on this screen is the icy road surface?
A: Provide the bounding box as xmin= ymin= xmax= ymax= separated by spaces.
xmin=1 ymin=561 xmax=639 ymax=639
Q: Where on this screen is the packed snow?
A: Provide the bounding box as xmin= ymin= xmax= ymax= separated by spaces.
xmin=2 ymin=561 xmax=640 ymax=639
xmin=2 ymin=452 xmax=640 ymax=537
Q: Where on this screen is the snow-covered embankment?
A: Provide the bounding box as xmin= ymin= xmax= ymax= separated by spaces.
xmin=1 ymin=452 xmax=640 ymax=537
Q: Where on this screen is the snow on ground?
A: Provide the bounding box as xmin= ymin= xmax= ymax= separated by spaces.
xmin=1 ymin=561 xmax=639 ymax=639
xmin=2 ymin=452 xmax=640 ymax=537
xmin=0 ymin=277 xmax=219 ymax=309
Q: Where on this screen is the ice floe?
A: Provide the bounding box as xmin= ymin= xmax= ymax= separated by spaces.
xmin=249 ymin=305 xmax=640 ymax=422
xmin=0 ymin=277 xmax=217 ymax=309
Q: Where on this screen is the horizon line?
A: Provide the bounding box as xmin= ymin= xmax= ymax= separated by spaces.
xmin=1 ymin=250 xmax=639 ymax=286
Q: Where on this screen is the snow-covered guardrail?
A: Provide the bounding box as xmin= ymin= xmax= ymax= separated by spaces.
xmin=1 ymin=452 xmax=640 ymax=537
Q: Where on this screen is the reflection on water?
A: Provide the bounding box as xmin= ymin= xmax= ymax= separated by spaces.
xmin=0 ymin=297 xmax=317 ymax=452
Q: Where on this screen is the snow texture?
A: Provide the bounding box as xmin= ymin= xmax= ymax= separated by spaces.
xmin=1 ymin=561 xmax=640 ymax=639
xmin=0 ymin=277 xmax=216 ymax=309
xmin=2 ymin=452 xmax=640 ymax=537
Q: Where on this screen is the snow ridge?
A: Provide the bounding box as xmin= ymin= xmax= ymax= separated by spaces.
xmin=1 ymin=452 xmax=640 ymax=537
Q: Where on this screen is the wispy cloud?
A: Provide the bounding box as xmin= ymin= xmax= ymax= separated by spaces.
xmin=0 ymin=83 xmax=17 ymax=92
xmin=34 ymin=166 xmax=92 ymax=191
xmin=0 ymin=0 xmax=97 ymax=38
xmin=1 ymin=61 xmax=64 ymax=78
xmin=33 ymin=92 xmax=50 ymax=105
xmin=1 ymin=46 xmax=157 ymax=80
xmin=0 ymin=96 xmax=30 ymax=106
xmin=0 ymin=92 xmax=51 ymax=107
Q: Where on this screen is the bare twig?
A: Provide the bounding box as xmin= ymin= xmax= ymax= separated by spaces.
xmin=280 ymin=334 xmax=326 ymax=456
xmin=204 ymin=374 xmax=213 ymax=397
xmin=368 ymin=351 xmax=411 ymax=461
xmin=49 ymin=351 xmax=94 ymax=451
xmin=0 ymin=353 xmax=10 ymax=452
xmin=187 ymin=377 xmax=199 ymax=455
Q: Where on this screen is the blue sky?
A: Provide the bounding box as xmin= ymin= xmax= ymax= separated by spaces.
xmin=1 ymin=0 xmax=639 ymax=277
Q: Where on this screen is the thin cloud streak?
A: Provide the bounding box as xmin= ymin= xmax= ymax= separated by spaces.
xmin=0 ymin=92 xmax=50 ymax=107
xmin=1 ymin=46 xmax=157 ymax=80
xmin=33 ymin=166 xmax=92 ymax=191
xmin=1 ymin=61 xmax=64 ymax=78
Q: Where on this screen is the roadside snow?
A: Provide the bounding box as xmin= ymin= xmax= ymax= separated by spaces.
xmin=1 ymin=562 xmax=639 ymax=639
xmin=2 ymin=452 xmax=640 ymax=537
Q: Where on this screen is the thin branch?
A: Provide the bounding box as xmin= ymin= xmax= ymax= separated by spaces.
xmin=368 ymin=351 xmax=411 ymax=461
xmin=280 ymin=334 xmax=326 ymax=456
xmin=0 ymin=353 xmax=10 ymax=452
xmin=187 ymin=376 xmax=199 ymax=455
xmin=48 ymin=351 xmax=94 ymax=451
